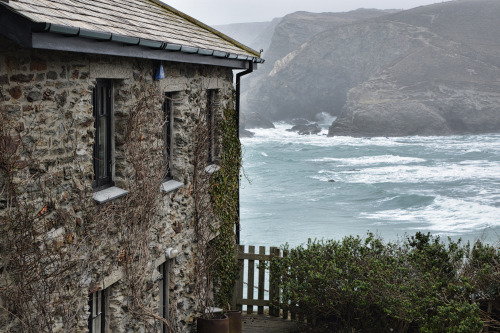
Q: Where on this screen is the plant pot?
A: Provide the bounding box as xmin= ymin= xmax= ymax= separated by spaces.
xmin=226 ymin=310 xmax=242 ymax=333
xmin=197 ymin=314 xmax=229 ymax=333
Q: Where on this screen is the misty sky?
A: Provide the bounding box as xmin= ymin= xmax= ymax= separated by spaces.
xmin=166 ymin=0 xmax=450 ymax=25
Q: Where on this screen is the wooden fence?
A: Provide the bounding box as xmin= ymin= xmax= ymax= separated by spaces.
xmin=231 ymin=245 xmax=280 ymax=316
xmin=231 ymin=245 xmax=304 ymax=321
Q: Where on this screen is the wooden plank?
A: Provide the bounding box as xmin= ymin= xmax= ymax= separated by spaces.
xmin=237 ymin=253 xmax=271 ymax=261
xmin=247 ymin=246 xmax=255 ymax=314
xmin=234 ymin=245 xmax=245 ymax=311
xmin=282 ymin=249 xmax=288 ymax=320
xmin=235 ymin=299 xmax=269 ymax=307
xmin=257 ymin=246 xmax=266 ymax=315
xmin=269 ymin=247 xmax=280 ymax=317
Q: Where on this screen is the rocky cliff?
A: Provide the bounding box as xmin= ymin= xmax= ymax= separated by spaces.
xmin=240 ymin=0 xmax=500 ymax=136
xmin=238 ymin=9 xmax=396 ymax=122
xmin=329 ymin=0 xmax=500 ymax=136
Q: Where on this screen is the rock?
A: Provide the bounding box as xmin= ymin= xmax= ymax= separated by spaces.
xmin=290 ymin=118 xmax=309 ymax=125
xmin=239 ymin=129 xmax=255 ymax=138
xmin=287 ymin=123 xmax=321 ymax=135
xmin=245 ymin=1 xmax=500 ymax=136
xmin=243 ymin=112 xmax=275 ymax=129
xmin=244 ymin=9 xmax=400 ymax=122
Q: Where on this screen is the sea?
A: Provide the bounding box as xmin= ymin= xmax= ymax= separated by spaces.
xmin=239 ymin=121 xmax=500 ymax=248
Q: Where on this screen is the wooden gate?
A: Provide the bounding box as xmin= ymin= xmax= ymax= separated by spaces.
xmin=231 ymin=245 xmax=282 ymax=316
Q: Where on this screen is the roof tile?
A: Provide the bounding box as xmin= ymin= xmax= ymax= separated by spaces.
xmin=3 ymin=0 xmax=259 ymax=58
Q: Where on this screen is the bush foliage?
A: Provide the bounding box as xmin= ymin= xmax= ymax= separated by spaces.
xmin=270 ymin=233 xmax=500 ymax=332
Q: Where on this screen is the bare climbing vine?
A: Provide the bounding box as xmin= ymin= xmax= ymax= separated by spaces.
xmin=0 ymin=74 xmax=173 ymax=332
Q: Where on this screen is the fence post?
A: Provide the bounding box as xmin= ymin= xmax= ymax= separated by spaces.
xmin=281 ymin=249 xmax=289 ymax=320
xmin=232 ymin=245 xmax=245 ymax=311
xmin=257 ymin=246 xmax=266 ymax=315
xmin=247 ymin=246 xmax=255 ymax=314
xmin=269 ymin=246 xmax=281 ymax=317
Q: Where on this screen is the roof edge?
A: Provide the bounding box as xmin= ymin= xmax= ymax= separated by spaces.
xmin=39 ymin=23 xmax=264 ymax=63
xmin=31 ymin=32 xmax=256 ymax=69
xmin=148 ymin=0 xmax=262 ymax=58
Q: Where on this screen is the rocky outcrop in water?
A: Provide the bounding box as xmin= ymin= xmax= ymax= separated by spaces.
xmin=287 ymin=123 xmax=321 ymax=135
xmin=243 ymin=112 xmax=275 ymax=129
xmin=239 ymin=129 xmax=255 ymax=138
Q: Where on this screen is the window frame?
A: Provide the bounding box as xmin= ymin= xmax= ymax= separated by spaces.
xmin=206 ymin=89 xmax=218 ymax=164
xmin=163 ymin=92 xmax=174 ymax=181
xmin=88 ymin=289 xmax=106 ymax=333
xmin=93 ymin=79 xmax=113 ymax=191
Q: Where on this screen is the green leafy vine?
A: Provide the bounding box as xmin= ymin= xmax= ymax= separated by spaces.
xmin=210 ymin=105 xmax=241 ymax=309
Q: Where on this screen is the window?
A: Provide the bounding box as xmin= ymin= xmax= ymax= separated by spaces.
xmin=93 ymin=79 xmax=113 ymax=190
xmin=163 ymin=92 xmax=174 ymax=181
xmin=206 ymin=89 xmax=218 ymax=164
xmin=161 ymin=92 xmax=183 ymax=193
xmin=158 ymin=262 xmax=170 ymax=333
xmin=88 ymin=289 xmax=106 ymax=333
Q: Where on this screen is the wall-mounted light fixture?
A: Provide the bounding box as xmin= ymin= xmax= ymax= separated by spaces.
xmin=165 ymin=247 xmax=178 ymax=259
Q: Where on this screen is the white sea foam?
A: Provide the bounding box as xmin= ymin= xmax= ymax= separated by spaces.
xmin=362 ymin=196 xmax=500 ymax=234
xmin=315 ymin=112 xmax=337 ymax=125
xmin=308 ymin=155 xmax=426 ymax=165
xmin=242 ymin=125 xmax=500 ymax=152
xmin=328 ymin=162 xmax=500 ymax=184
xmin=241 ymin=127 xmax=500 ymax=244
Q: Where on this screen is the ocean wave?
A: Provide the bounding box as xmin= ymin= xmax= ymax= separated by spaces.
xmin=308 ymin=155 xmax=426 ymax=165
xmin=340 ymin=163 xmax=500 ymax=184
xmin=241 ymin=125 xmax=500 ymax=152
xmin=310 ymin=161 xmax=500 ymax=184
xmin=361 ymin=196 xmax=500 ymax=234
xmin=241 ymin=129 xmax=500 ymax=244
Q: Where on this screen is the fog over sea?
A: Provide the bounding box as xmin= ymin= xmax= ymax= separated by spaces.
xmin=239 ymin=121 xmax=500 ymax=247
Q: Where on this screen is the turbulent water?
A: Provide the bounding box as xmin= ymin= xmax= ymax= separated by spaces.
xmin=239 ymin=123 xmax=500 ymax=247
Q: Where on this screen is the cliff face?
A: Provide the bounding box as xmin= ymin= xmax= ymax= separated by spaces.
xmin=242 ymin=0 xmax=500 ymax=136
xmin=263 ymin=9 xmax=395 ymax=67
xmin=328 ymin=0 xmax=500 ymax=136
xmin=238 ymin=9 xmax=396 ymax=120
xmin=248 ymin=20 xmax=417 ymax=121
xmin=329 ymin=28 xmax=500 ymax=136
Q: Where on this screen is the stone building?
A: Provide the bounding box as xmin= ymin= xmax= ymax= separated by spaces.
xmin=0 ymin=0 xmax=262 ymax=332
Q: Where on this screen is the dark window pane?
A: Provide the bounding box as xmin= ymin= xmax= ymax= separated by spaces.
xmin=164 ymin=93 xmax=172 ymax=179
xmin=100 ymin=86 xmax=106 ymax=116
xmin=93 ymin=79 xmax=113 ymax=190
xmin=98 ymin=116 xmax=107 ymax=179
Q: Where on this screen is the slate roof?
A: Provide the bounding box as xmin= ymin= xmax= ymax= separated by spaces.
xmin=0 ymin=0 xmax=263 ymax=64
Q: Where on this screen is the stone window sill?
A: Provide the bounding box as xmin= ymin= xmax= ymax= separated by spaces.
xmin=93 ymin=186 xmax=129 ymax=204
xmin=205 ymin=164 xmax=220 ymax=174
xmin=161 ymin=180 xmax=184 ymax=193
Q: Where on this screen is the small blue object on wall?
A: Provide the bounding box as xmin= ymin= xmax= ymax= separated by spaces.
xmin=155 ymin=62 xmax=165 ymax=80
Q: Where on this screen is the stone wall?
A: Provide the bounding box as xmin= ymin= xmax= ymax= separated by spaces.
xmin=0 ymin=34 xmax=234 ymax=332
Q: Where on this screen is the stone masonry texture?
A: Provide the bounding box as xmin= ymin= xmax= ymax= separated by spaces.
xmin=0 ymin=34 xmax=234 ymax=333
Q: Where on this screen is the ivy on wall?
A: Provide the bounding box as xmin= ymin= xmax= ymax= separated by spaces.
xmin=210 ymin=105 xmax=241 ymax=309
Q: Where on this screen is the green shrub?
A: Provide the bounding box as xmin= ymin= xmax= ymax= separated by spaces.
xmin=270 ymin=233 xmax=495 ymax=332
